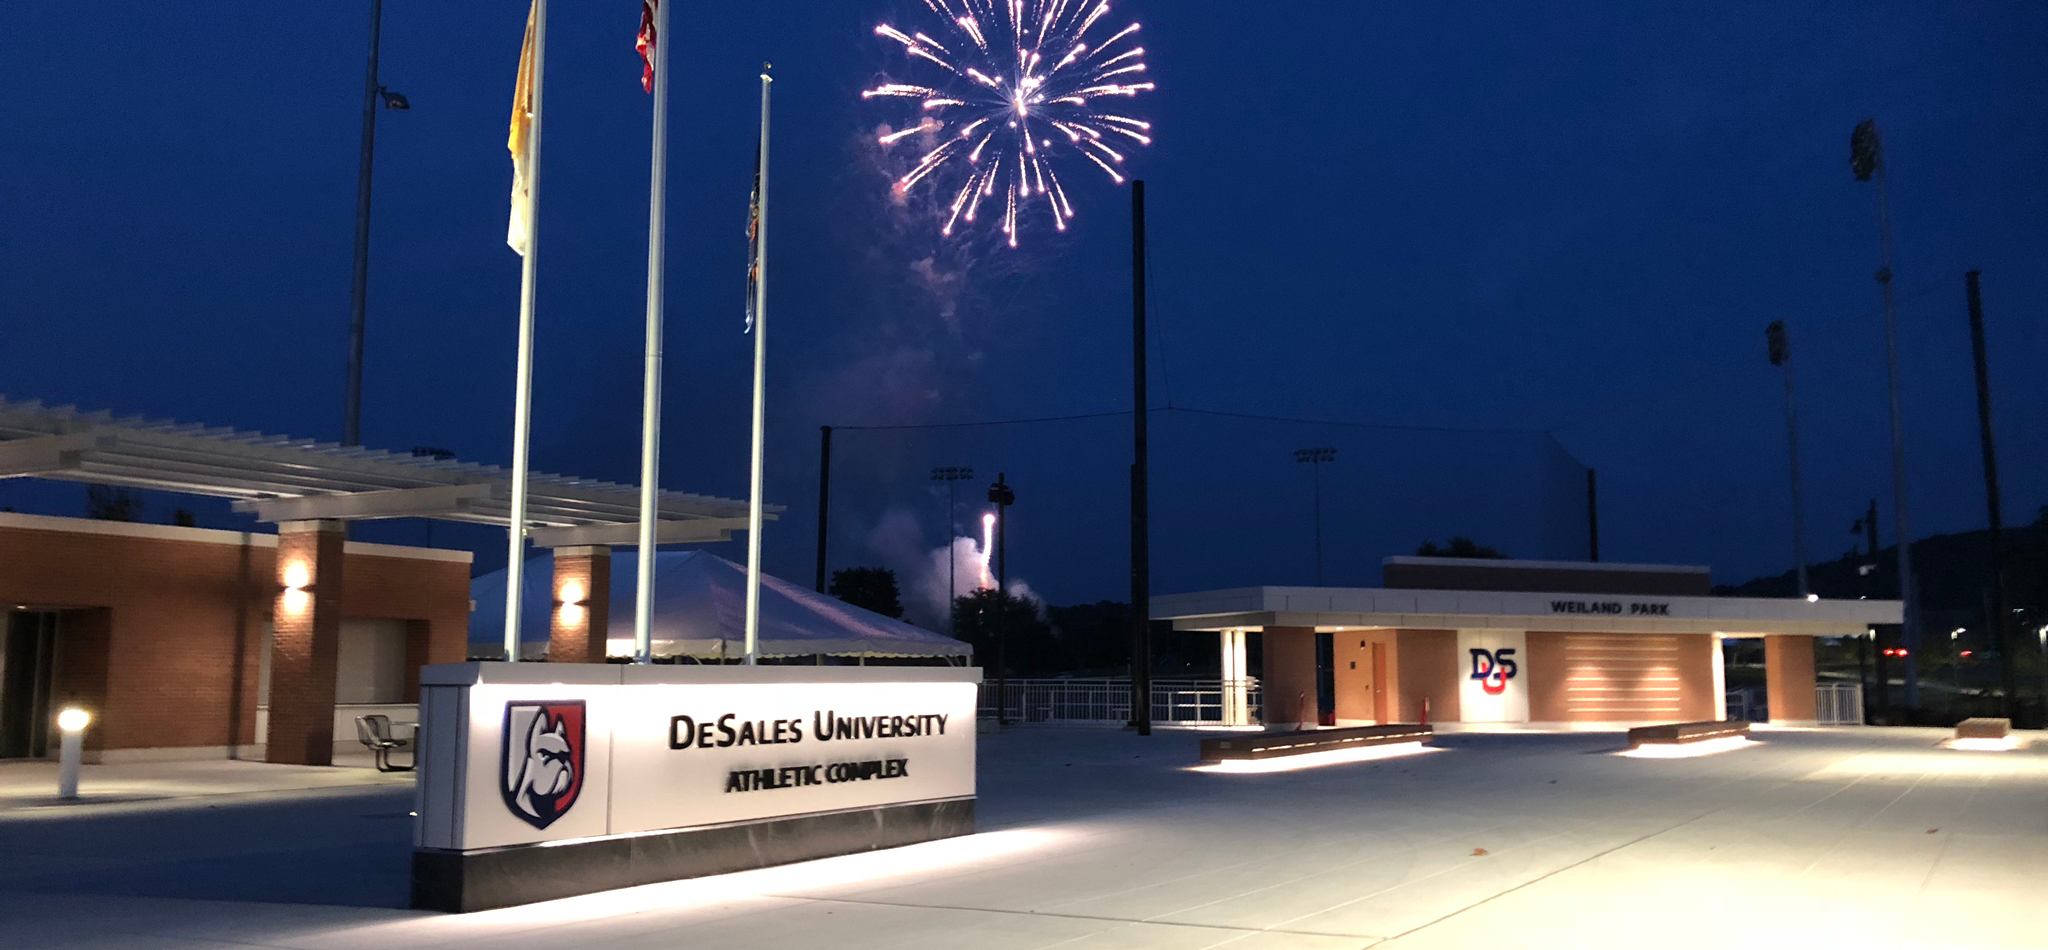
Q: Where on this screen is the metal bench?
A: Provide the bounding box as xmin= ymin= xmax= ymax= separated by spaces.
xmin=1199 ymin=723 xmax=1433 ymax=762
xmin=355 ymin=714 xmax=416 ymax=772
xmin=1626 ymin=720 xmax=1749 ymax=749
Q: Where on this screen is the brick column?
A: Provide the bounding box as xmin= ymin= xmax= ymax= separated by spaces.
xmin=269 ymin=520 xmax=345 ymax=765
xmin=1260 ymin=626 xmax=1318 ymax=731
xmin=1765 ymin=634 xmax=1818 ymax=725
xmin=548 ymin=546 xmax=611 ymax=663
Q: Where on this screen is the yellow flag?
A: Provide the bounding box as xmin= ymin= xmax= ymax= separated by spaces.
xmin=506 ymin=1 xmax=538 ymax=255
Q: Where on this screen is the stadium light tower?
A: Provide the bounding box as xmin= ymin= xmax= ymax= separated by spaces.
xmin=1295 ymin=447 xmax=1337 ymax=585
xmin=1765 ymin=321 xmax=1810 ymax=597
xmin=931 ymin=466 xmax=974 ymax=630
xmin=1851 ymin=118 xmax=1920 ymax=707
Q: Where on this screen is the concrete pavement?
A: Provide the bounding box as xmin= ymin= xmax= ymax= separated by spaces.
xmin=1 ymin=726 xmax=2042 ymax=949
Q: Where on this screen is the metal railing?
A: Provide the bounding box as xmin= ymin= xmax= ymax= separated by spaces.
xmin=1726 ymin=684 xmax=1865 ymax=725
xmin=1725 ymin=688 xmax=1765 ymax=722
xmin=977 ymin=678 xmax=1262 ymax=725
xmin=1814 ymin=682 xmax=1864 ymax=725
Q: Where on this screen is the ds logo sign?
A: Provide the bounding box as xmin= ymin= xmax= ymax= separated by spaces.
xmin=1468 ymin=649 xmax=1518 ymax=695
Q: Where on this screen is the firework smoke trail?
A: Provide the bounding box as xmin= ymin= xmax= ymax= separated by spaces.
xmin=979 ymin=513 xmax=996 ymax=589
xmin=866 ymin=0 xmax=1154 ymax=245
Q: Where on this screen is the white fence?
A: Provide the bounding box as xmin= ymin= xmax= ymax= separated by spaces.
xmin=1725 ymin=683 xmax=1865 ymax=725
xmin=1814 ymin=682 xmax=1863 ymax=725
xmin=978 ymin=678 xmax=1262 ymax=725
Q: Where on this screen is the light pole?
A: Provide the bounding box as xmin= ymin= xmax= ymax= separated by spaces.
xmin=931 ymin=466 xmax=974 ymax=630
xmin=1295 ymin=447 xmax=1336 ymax=584
xmin=344 ymin=0 xmax=410 ymax=447
xmin=1765 ymin=321 xmax=1810 ymax=597
xmin=1951 ymin=627 xmax=1965 ymax=695
xmin=1851 ymin=118 xmax=1919 ymax=707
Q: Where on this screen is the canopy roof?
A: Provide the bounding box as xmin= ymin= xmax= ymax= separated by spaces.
xmin=0 ymin=397 xmax=774 ymax=546
xmin=471 ymin=551 xmax=971 ymax=660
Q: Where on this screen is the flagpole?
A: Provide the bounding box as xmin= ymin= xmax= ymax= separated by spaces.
xmin=503 ymin=0 xmax=547 ymax=664
xmin=742 ymin=68 xmax=773 ymax=666
xmin=633 ymin=0 xmax=671 ymax=665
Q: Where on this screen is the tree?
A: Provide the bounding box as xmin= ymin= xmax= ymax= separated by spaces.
xmin=85 ymin=485 xmax=143 ymax=522
xmin=1046 ymin=600 xmax=1132 ymax=673
xmin=828 ymin=567 xmax=904 ymax=618
xmin=952 ymin=588 xmax=1067 ymax=675
xmin=1415 ymin=537 xmax=1507 ymax=559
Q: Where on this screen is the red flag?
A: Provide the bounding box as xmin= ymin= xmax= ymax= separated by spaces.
xmin=636 ymin=0 xmax=657 ymax=93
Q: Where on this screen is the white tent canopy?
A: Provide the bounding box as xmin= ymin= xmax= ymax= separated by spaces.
xmin=470 ymin=551 xmax=970 ymax=660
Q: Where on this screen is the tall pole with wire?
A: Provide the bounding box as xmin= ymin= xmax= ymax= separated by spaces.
xmin=1766 ymin=321 xmax=1810 ymax=597
xmin=1295 ymin=447 xmax=1337 ymax=584
xmin=1964 ymin=270 xmax=2017 ymax=716
xmin=1851 ymin=118 xmax=1919 ymax=706
xmin=346 ymin=0 xmax=407 ymax=448
xmin=1130 ymin=181 xmax=1151 ymax=737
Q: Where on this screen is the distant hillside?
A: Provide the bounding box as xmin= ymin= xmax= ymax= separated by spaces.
xmin=1714 ymin=508 xmax=2048 ymax=631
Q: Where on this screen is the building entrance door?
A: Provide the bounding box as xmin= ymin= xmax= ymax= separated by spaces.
xmin=0 ymin=611 xmax=58 ymax=758
xmin=1370 ymin=642 xmax=1388 ymax=724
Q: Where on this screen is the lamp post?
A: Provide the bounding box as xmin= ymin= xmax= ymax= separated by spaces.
xmin=1294 ymin=448 xmax=1337 ymax=584
xmin=1765 ymin=321 xmax=1810 ymax=597
xmin=1850 ymin=118 xmax=1919 ymax=707
xmin=931 ymin=466 xmax=974 ymax=630
xmin=344 ymin=0 xmax=410 ymax=447
xmin=1951 ymin=627 xmax=1965 ymax=695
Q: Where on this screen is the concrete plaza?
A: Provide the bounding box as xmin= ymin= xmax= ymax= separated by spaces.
xmin=1 ymin=726 xmax=2042 ymax=949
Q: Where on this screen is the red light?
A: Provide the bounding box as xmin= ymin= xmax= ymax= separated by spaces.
xmin=1960 ymin=650 xmax=1973 ymax=657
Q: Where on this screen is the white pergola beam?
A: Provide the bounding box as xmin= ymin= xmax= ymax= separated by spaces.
xmin=526 ymin=517 xmax=761 ymax=549
xmin=233 ymin=483 xmax=499 ymax=522
xmin=0 ymin=432 xmax=116 ymax=477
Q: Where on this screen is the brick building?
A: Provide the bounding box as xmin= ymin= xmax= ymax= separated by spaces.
xmin=0 ymin=512 xmax=469 ymax=762
xmin=0 ymin=398 xmax=761 ymax=765
xmin=1154 ymin=557 xmax=1902 ymax=729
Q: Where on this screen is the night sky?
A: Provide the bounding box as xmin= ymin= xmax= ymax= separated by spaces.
xmin=3 ymin=2 xmax=2044 ymax=626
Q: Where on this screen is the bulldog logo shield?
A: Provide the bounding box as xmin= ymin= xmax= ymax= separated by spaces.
xmin=501 ymin=701 xmax=585 ymax=829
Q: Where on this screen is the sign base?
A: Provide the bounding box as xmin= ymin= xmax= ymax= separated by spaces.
xmin=413 ymin=796 xmax=974 ymax=913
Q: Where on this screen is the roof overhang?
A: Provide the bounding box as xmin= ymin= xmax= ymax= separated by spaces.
xmin=1153 ymin=586 xmax=1903 ymax=638
xmin=0 ymin=397 xmax=778 ymax=543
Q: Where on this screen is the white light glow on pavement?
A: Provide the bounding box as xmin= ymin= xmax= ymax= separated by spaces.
xmin=1618 ymin=736 xmax=1756 ymax=759
xmin=1190 ymin=741 xmax=1440 ymax=774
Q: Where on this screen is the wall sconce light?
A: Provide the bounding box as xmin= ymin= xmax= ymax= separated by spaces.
xmin=558 ymin=579 xmax=587 ymax=627
xmin=281 ymin=561 xmax=313 ymax=614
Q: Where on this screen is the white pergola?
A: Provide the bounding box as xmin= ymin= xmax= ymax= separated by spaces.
xmin=0 ymin=397 xmax=777 ymax=545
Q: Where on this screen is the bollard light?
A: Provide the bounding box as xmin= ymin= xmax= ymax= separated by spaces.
xmin=57 ymin=706 xmax=90 ymax=800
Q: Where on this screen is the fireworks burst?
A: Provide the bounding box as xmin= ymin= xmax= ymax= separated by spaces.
xmin=864 ymin=0 xmax=1155 ymax=247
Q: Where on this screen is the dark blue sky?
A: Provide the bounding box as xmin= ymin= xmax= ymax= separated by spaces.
xmin=3 ymin=2 xmax=2044 ymax=621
